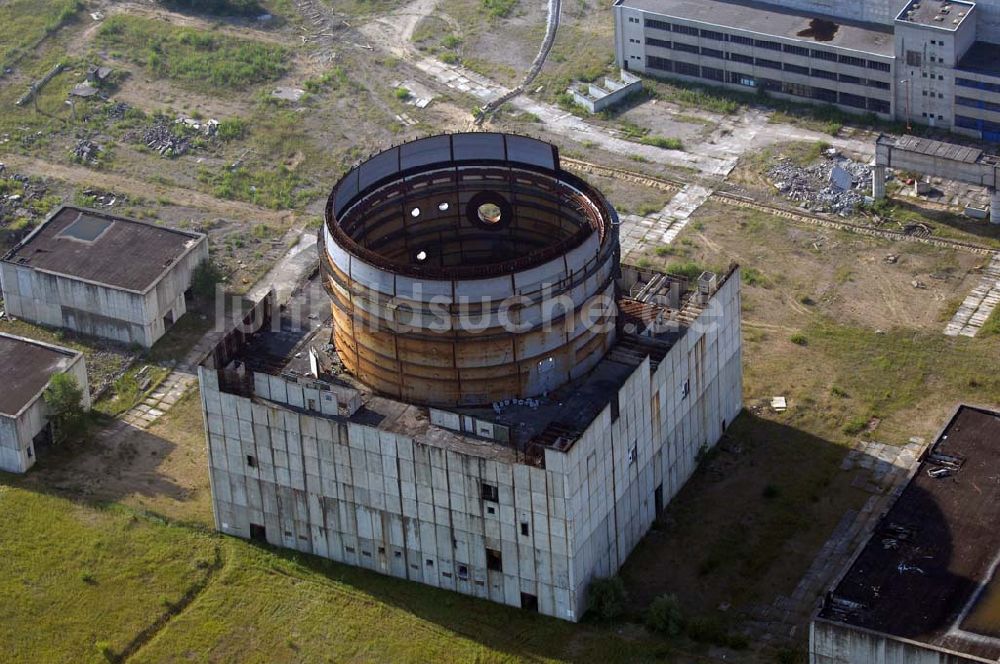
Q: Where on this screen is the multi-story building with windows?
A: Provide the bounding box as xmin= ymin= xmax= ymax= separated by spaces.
xmin=614 ymin=0 xmax=1000 ymax=141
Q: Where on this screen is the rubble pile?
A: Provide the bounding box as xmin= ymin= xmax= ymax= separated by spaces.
xmin=73 ymin=139 xmax=102 ymax=165
xmin=767 ymin=151 xmax=873 ymax=216
xmin=0 ymin=165 xmax=48 ymax=231
xmin=81 ymin=188 xmax=127 ymax=207
xmin=137 ymin=119 xmax=192 ymax=157
xmin=105 ymin=102 xmax=130 ymax=120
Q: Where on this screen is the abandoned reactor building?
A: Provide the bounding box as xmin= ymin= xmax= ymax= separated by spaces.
xmin=197 ymin=133 xmax=743 ymax=621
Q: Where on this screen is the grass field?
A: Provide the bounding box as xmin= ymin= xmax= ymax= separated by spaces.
xmin=97 ymin=15 xmax=289 ymax=91
xmin=0 ymin=0 xmax=81 ymax=71
xmin=0 ymin=477 xmax=719 ymax=664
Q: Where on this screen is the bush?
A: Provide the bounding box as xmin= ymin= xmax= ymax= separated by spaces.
xmin=217 ymin=117 xmax=248 ymax=141
xmin=588 ymin=576 xmax=627 ymax=621
xmin=482 ymin=0 xmax=517 ymax=18
xmin=842 ymin=416 xmax=869 ymax=436
xmin=640 ymin=136 xmax=684 ymax=151
xmin=645 ymin=594 xmax=684 ymax=636
xmin=190 ymin=260 xmax=223 ymax=301
xmin=43 ymin=374 xmax=89 ymax=444
xmin=790 ymin=333 xmax=808 ymax=346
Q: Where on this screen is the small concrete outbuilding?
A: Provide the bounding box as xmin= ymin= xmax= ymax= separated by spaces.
xmin=0 ymin=206 xmax=209 ymax=347
xmin=0 ymin=333 xmax=90 ymax=473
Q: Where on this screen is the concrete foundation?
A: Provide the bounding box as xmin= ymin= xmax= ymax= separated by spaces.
xmin=990 ymin=188 xmax=1000 ymax=224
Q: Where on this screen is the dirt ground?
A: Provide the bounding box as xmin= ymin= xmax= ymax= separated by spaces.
xmin=641 ymin=200 xmax=984 ymax=334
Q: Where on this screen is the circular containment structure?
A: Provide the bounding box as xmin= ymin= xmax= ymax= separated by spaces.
xmin=321 ymin=133 xmax=620 ymax=407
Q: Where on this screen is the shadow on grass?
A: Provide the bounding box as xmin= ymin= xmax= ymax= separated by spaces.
xmin=228 ymin=411 xmax=889 ymax=662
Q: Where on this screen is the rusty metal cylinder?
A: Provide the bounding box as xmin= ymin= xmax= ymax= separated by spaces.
xmin=321 ymin=133 xmax=620 ymax=407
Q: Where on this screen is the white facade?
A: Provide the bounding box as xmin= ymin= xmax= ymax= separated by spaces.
xmin=199 ymin=272 xmax=743 ymax=621
xmin=0 ymin=336 xmax=90 ymax=473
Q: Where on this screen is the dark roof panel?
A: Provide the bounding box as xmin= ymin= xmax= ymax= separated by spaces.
xmin=0 ymin=334 xmax=80 ymax=417
xmin=3 ymin=207 xmax=205 ymax=293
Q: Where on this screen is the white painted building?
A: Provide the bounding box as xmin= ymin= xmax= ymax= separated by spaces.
xmin=1 ymin=206 xmax=208 ymax=348
xmin=0 ymin=333 xmax=90 ymax=473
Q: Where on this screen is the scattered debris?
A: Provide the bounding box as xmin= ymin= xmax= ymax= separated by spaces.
xmin=73 ymin=139 xmax=102 ymax=165
xmin=105 ymin=102 xmax=130 ymax=120
xmin=70 ymin=82 xmax=100 ymax=98
xmin=911 ymin=280 xmax=928 ymax=290
xmin=767 ymin=152 xmax=873 ymax=215
xmin=770 ymin=396 xmax=787 ymax=413
xmin=81 ymin=188 xmax=127 ymax=207
xmin=884 ymin=254 xmax=899 ymax=264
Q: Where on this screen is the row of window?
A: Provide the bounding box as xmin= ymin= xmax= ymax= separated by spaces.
xmin=956 ymin=115 xmax=1000 ymax=134
xmin=640 ymin=18 xmax=890 ymax=72
xmin=957 ymin=77 xmax=1000 ymax=94
xmin=646 ymin=56 xmax=891 ymax=113
xmin=645 ymin=42 xmax=890 ymax=90
xmin=956 ymin=96 xmax=1000 ymax=113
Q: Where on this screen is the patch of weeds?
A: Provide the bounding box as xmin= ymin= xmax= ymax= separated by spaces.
xmin=790 ymin=333 xmax=808 ymax=346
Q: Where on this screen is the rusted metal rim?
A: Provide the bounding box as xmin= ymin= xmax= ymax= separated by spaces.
xmin=324 ymin=135 xmax=618 ymax=281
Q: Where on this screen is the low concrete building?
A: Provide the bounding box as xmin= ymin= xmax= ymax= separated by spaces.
xmin=811 ymin=405 xmax=1000 ymax=663
xmin=0 ymin=333 xmax=90 ymax=473
xmin=0 ymin=206 xmax=208 ymax=347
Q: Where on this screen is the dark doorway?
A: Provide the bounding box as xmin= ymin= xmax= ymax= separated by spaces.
xmin=163 ymin=309 xmax=175 ymax=329
xmin=520 ymin=592 xmax=539 ymax=612
xmin=31 ymin=422 xmax=54 ymax=460
xmin=486 ymin=547 xmax=503 ymax=572
xmin=249 ymin=523 xmax=267 ymax=542
xmin=654 ymin=483 xmax=664 ymax=515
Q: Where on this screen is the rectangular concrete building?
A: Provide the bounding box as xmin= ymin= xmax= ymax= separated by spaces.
xmin=614 ymin=0 xmax=1000 ymax=140
xmin=198 ymin=266 xmax=743 ymax=621
xmin=0 ymin=333 xmax=90 ymax=473
xmin=1 ymin=206 xmax=208 ymax=348
xmin=811 ymin=405 xmax=1000 ymax=663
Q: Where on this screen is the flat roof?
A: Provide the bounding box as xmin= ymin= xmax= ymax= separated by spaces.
xmin=818 ymin=405 xmax=1000 ymax=661
xmin=617 ymin=0 xmax=895 ymax=56
xmin=3 ymin=207 xmax=205 ymax=293
xmin=896 ymin=0 xmax=975 ymax=30
xmin=208 ymin=268 xmax=726 ymax=459
xmin=0 ymin=333 xmax=81 ymax=417
xmin=958 ymin=41 xmax=1000 ymax=77
xmin=892 ymin=134 xmax=984 ymax=164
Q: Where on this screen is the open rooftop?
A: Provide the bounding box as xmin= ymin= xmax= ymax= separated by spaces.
xmin=2 ymin=206 xmax=205 ymax=293
xmin=208 ymin=267 xmax=729 ymax=464
xmin=896 ymin=0 xmax=976 ymax=30
xmin=615 ymin=0 xmax=894 ymax=56
xmin=817 ymin=405 xmax=1000 ymax=661
xmin=0 ymin=333 xmax=81 ymax=417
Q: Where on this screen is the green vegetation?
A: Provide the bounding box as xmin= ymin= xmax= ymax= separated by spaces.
xmin=94 ymin=365 xmax=171 ymax=418
xmin=790 ymin=332 xmax=808 ymax=346
xmin=982 ymin=306 xmax=1000 ymax=337
xmin=394 ymin=86 xmax=411 ymax=100
xmin=217 ymin=117 xmax=249 ymax=141
xmin=639 ymin=136 xmax=683 ymax=151
xmin=482 ymin=0 xmax=518 ymax=18
xmin=664 ymin=260 xmax=713 ymax=280
xmin=740 ymin=267 xmax=771 ymax=288
xmin=97 ymin=16 xmax=288 ymax=91
xmin=198 ymin=164 xmax=308 ymax=209
xmin=645 ymin=594 xmax=683 ymax=636
xmin=0 ymin=487 xmax=219 ymax=663
xmin=159 ymin=0 xmax=263 ymax=15
xmin=43 ymin=373 xmax=89 ymax=444
xmin=0 ymin=0 xmax=82 ymax=71
xmin=587 ymin=576 xmax=627 ymax=621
